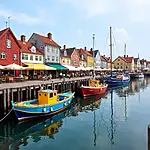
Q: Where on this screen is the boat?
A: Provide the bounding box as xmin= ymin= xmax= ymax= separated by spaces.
xmin=105 ymin=26 xmax=130 ymax=86
xmin=81 ymin=80 xmax=108 ymax=97
xmin=80 ymin=34 xmax=108 ymax=96
xmin=11 ymin=89 xmax=75 ymax=121
xmin=135 ymin=72 xmax=144 ymax=78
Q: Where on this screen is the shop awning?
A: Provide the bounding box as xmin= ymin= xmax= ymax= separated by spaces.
xmin=24 ymin=63 xmax=56 ymax=70
xmin=47 ymin=64 xmax=68 ymax=70
xmin=62 ymin=65 xmax=79 ymax=71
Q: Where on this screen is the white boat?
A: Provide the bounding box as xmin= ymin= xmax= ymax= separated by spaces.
xmin=135 ymin=73 xmax=144 ymax=78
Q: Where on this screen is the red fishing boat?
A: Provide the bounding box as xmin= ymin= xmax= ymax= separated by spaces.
xmin=81 ymin=80 xmax=108 ymax=97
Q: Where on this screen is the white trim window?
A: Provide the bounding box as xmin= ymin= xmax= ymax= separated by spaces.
xmin=39 ymin=56 xmax=42 ymax=61
xmin=30 ymin=55 xmax=33 ymax=61
xmin=52 ymin=56 xmax=55 ymax=62
xmin=6 ymin=39 xmax=11 ymax=48
xmin=35 ymin=55 xmax=38 ymax=61
xmin=1 ymin=52 xmax=6 ymax=59
xmin=22 ymin=54 xmax=28 ymax=60
xmin=13 ymin=54 xmax=17 ymax=60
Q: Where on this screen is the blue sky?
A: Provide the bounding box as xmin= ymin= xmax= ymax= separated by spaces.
xmin=0 ymin=0 xmax=150 ymax=60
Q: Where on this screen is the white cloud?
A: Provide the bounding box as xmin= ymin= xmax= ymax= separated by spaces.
xmin=0 ymin=8 xmax=42 ymax=26
xmin=62 ymin=0 xmax=150 ymax=23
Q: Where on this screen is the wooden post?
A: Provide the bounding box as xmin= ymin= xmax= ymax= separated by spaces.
xmin=3 ymin=89 xmax=6 ymax=113
xmin=29 ymin=87 xmax=31 ymax=100
xmin=33 ymin=86 xmax=36 ymax=99
xmin=11 ymin=88 xmax=14 ymax=102
xmin=17 ymin=88 xmax=20 ymax=102
xmin=6 ymin=89 xmax=10 ymax=112
xmin=20 ymin=88 xmax=23 ymax=101
xmin=26 ymin=87 xmax=29 ymax=100
xmin=148 ymin=124 xmax=150 ymax=150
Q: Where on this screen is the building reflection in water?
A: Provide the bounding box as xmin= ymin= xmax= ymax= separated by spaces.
xmin=0 ymin=78 xmax=150 ymax=149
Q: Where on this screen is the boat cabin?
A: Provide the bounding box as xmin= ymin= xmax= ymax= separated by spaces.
xmin=88 ymin=80 xmax=100 ymax=87
xmin=38 ymin=89 xmax=58 ymax=105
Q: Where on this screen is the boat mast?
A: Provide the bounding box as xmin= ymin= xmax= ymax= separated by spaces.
xmin=110 ymin=26 xmax=113 ymax=74
xmin=93 ymin=33 xmax=95 ymax=78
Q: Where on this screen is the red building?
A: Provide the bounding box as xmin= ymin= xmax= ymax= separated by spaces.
xmin=0 ymin=28 xmax=21 ymax=65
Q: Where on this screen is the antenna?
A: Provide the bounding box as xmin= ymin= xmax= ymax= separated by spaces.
xmin=5 ymin=21 xmax=8 ymax=28
xmin=8 ymin=16 xmax=11 ymax=28
xmin=124 ymin=43 xmax=127 ymax=56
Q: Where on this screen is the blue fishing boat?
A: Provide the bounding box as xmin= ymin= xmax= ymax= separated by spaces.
xmin=105 ymin=74 xmax=130 ymax=86
xmin=11 ymin=89 xmax=75 ymax=121
xmin=104 ymin=26 xmax=130 ymax=86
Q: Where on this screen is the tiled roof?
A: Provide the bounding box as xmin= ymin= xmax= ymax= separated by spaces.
xmin=0 ymin=28 xmax=7 ymax=37
xmin=78 ymin=48 xmax=93 ymax=57
xmin=18 ymin=40 xmax=42 ymax=55
xmin=89 ymin=50 xmax=99 ymax=57
xmin=34 ymin=33 xmax=60 ymax=47
xmin=100 ymin=55 xmax=107 ymax=62
xmin=0 ymin=28 xmax=21 ymax=49
xmin=61 ymin=48 xmax=76 ymax=57
xmin=118 ymin=56 xmax=133 ymax=63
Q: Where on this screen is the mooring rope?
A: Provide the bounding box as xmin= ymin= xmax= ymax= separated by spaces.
xmin=0 ymin=108 xmax=13 ymax=122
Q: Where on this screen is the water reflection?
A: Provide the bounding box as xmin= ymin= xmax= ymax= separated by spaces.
xmin=0 ymin=78 xmax=150 ymax=149
xmin=0 ymin=104 xmax=79 ymax=149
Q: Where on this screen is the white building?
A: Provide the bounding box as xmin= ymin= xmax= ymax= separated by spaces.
xmin=28 ymin=32 xmax=60 ymax=64
xmin=18 ymin=35 xmax=43 ymax=65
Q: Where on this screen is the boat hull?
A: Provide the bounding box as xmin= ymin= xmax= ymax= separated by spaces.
xmin=105 ymin=78 xmax=130 ymax=86
xmin=12 ymin=92 xmax=74 ymax=121
xmin=81 ymin=85 xmax=108 ymax=97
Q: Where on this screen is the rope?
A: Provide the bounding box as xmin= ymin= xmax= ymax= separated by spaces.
xmin=0 ymin=108 xmax=13 ymax=122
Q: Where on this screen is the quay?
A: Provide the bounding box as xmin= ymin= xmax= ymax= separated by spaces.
xmin=0 ymin=76 xmax=101 ymax=117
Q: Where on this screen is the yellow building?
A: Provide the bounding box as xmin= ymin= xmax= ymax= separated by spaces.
xmin=113 ymin=56 xmax=134 ymax=71
xmin=78 ymin=48 xmax=94 ymax=68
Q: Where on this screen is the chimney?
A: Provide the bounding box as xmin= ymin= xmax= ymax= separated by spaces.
xmin=84 ymin=47 xmax=87 ymax=50
xmin=127 ymin=55 xmax=128 ymax=57
xmin=64 ymin=45 xmax=66 ymax=50
xmin=47 ymin=32 xmax=52 ymax=40
xmin=103 ymin=55 xmax=105 ymax=57
xmin=124 ymin=55 xmax=126 ymax=57
xmin=90 ymin=48 xmax=93 ymax=51
xmin=21 ymin=35 xmax=26 ymax=42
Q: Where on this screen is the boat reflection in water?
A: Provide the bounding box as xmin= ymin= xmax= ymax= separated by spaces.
xmin=0 ymin=103 xmax=79 ymax=150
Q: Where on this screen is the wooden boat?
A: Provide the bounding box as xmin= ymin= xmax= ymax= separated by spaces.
xmin=105 ymin=27 xmax=130 ymax=86
xmin=81 ymin=80 xmax=108 ymax=97
xmin=11 ymin=89 xmax=75 ymax=121
xmin=105 ymin=74 xmax=130 ymax=86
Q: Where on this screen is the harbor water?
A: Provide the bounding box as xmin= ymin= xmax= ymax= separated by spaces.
xmin=0 ymin=78 xmax=150 ymax=150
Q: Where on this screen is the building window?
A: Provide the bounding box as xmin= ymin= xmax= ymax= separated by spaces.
xmin=52 ymin=48 xmax=55 ymax=53
xmin=47 ymin=47 xmax=50 ymax=52
xmin=126 ymin=66 xmax=128 ymax=69
xmin=1 ymin=52 xmax=6 ymax=59
xmin=47 ymin=56 xmax=50 ymax=61
xmin=118 ymin=59 xmax=120 ymax=61
xmin=22 ymin=54 xmax=28 ymax=60
xmin=52 ymin=56 xmax=55 ymax=61
xmin=6 ymin=39 xmax=11 ymax=48
xmin=35 ymin=56 xmax=38 ymax=61
xmin=67 ymin=59 xmax=69 ymax=64
xmin=63 ymin=60 xmax=65 ymax=63
xmin=39 ymin=56 xmax=42 ymax=61
xmin=56 ymin=49 xmax=58 ymax=54
xmin=13 ymin=54 xmax=17 ymax=60
xmin=117 ymin=63 xmax=119 ymax=65
xmin=56 ymin=57 xmax=58 ymax=62
xmin=30 ymin=55 xmax=33 ymax=61
xmin=120 ymin=66 xmax=122 ymax=69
